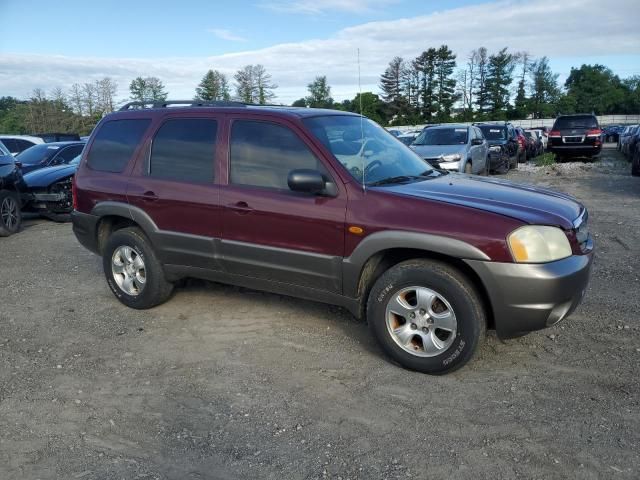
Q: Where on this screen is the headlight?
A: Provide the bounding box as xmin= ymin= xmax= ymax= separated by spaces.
xmin=489 ymin=146 xmax=502 ymax=153
xmin=441 ymin=154 xmax=461 ymax=162
xmin=507 ymin=226 xmax=572 ymax=263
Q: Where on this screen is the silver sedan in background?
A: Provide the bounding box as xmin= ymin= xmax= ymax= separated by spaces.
xmin=410 ymin=124 xmax=489 ymax=174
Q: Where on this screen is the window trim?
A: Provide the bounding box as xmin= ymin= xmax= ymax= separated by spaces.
xmin=146 ymin=116 xmax=219 ymax=185
xmin=226 ymin=117 xmax=337 ymax=194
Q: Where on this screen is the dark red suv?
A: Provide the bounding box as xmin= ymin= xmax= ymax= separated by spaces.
xmin=72 ymin=101 xmax=594 ymax=374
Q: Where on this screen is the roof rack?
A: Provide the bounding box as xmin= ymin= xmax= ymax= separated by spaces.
xmin=119 ymin=100 xmax=247 ymax=111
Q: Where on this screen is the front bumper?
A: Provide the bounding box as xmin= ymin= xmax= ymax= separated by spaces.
xmin=465 ymin=253 xmax=594 ymax=338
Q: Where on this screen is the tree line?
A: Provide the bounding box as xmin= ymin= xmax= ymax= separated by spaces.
xmin=0 ymin=50 xmax=638 ymax=134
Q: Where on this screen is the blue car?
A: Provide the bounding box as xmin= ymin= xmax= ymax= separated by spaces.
xmin=21 ymin=154 xmax=81 ymax=221
xmin=15 ymin=141 xmax=85 ymax=174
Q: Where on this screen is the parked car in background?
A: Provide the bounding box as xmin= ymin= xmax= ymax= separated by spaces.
xmin=34 ymin=132 xmax=81 ymax=143
xmin=22 ymin=154 xmax=80 ymax=222
xmin=548 ymin=114 xmax=602 ymax=161
xmin=15 ymin=141 xmax=86 ymax=174
xmin=617 ymin=125 xmax=635 ymax=151
xmin=620 ymin=125 xmax=639 ymax=159
xmin=475 ymin=122 xmax=518 ymax=171
xmin=71 ymin=101 xmax=594 ymax=374
xmin=0 ymin=151 xmax=24 ymax=236
xmin=410 ymin=124 xmax=488 ymax=174
xmin=532 ymin=128 xmax=548 ymax=150
xmin=514 ymin=127 xmax=528 ymax=163
xmin=602 ymin=125 xmax=624 ymax=143
xmin=626 ymin=126 xmax=640 ymax=161
xmin=524 ymin=130 xmax=543 ymax=157
xmin=0 ymin=135 xmax=45 ymax=155
xmin=397 ymin=131 xmax=420 ymax=146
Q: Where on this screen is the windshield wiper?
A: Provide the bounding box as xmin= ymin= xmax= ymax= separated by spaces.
xmin=367 ymin=174 xmax=431 ymax=187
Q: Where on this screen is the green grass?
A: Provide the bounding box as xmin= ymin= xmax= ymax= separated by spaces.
xmin=535 ymin=153 xmax=556 ymax=167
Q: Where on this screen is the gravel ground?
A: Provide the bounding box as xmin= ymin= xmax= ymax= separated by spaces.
xmin=1 ymin=145 xmax=638 ymax=479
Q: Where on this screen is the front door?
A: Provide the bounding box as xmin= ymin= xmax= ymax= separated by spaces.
xmin=126 ymin=115 xmax=223 ymax=270
xmin=220 ymin=117 xmax=347 ymax=293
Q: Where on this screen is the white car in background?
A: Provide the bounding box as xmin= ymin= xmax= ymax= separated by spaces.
xmin=531 ymin=129 xmax=548 ymax=150
xmin=0 ymin=135 xmax=45 ymax=155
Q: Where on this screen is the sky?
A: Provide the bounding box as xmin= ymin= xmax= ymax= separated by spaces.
xmin=0 ymin=0 xmax=639 ymax=105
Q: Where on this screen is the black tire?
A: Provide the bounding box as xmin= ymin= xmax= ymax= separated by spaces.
xmin=632 ymin=153 xmax=640 ymax=177
xmin=464 ymin=161 xmax=472 ymax=174
xmin=0 ymin=190 xmax=22 ymax=237
xmin=483 ymin=157 xmax=490 ymax=176
xmin=102 ymin=227 xmax=174 ymax=309
xmin=367 ymin=259 xmax=486 ymax=375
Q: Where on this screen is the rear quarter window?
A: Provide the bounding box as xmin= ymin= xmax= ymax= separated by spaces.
xmin=87 ymin=119 xmax=151 ymax=173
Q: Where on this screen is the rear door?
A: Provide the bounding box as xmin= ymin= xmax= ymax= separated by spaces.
xmin=126 ymin=115 xmax=223 ymax=270
xmin=220 ymin=116 xmax=347 ymax=293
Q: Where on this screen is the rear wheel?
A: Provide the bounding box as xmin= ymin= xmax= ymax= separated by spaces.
xmin=367 ymin=259 xmax=486 ymax=374
xmin=103 ymin=227 xmax=174 ymax=309
xmin=0 ymin=190 xmax=21 ymax=237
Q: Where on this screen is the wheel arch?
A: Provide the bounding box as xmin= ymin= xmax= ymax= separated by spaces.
xmin=92 ymin=202 xmax=158 ymax=254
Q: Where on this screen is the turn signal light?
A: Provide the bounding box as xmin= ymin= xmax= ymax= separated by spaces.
xmin=348 ymin=226 xmax=364 ymax=235
xmin=548 ymin=130 xmax=561 ymax=138
xmin=586 ymin=129 xmax=602 ymax=137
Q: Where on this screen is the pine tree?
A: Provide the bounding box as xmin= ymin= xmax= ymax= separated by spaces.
xmin=196 ymin=70 xmax=230 ymax=101
xmin=513 ymin=52 xmax=531 ymax=119
xmin=380 ymin=57 xmax=411 ymax=123
xmin=485 ymin=48 xmax=515 ymax=118
xmin=433 ymin=45 xmax=457 ymax=122
xmin=129 ymin=76 xmax=167 ymax=102
xmin=253 ymin=65 xmax=277 ymax=104
xmin=234 ymin=65 xmax=276 ymax=104
xmin=413 ymin=48 xmax=437 ymax=122
xmin=473 ymin=47 xmax=489 ymax=117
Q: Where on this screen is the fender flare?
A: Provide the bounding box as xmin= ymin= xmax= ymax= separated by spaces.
xmin=342 ymin=230 xmax=490 ymax=298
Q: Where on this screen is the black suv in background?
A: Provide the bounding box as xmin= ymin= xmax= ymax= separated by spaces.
xmin=474 ymin=122 xmax=519 ymax=171
xmin=548 ymin=114 xmax=602 ymax=161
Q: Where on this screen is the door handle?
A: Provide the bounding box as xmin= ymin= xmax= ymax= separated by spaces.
xmin=227 ymin=201 xmax=253 ymax=214
xmin=142 ymin=190 xmax=159 ymax=202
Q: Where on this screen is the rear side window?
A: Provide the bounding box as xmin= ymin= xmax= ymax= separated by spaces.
xmin=149 ymin=119 xmax=217 ymax=183
xmin=230 ymin=120 xmax=327 ymax=190
xmin=56 ymin=144 xmax=84 ymax=164
xmin=15 ymin=139 xmax=35 ymax=152
xmin=87 ymin=119 xmax=150 ymax=172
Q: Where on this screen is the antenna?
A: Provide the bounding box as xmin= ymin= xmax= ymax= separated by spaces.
xmin=358 ymin=48 xmax=365 ymax=191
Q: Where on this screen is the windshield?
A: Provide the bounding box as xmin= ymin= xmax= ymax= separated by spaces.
xmin=414 ymin=127 xmax=468 ymax=145
xmin=478 ymin=126 xmax=506 ymax=140
xmin=16 ymin=144 xmax=59 ymax=165
xmin=304 ymin=115 xmax=439 ymax=185
xmin=554 ymin=116 xmax=598 ymax=129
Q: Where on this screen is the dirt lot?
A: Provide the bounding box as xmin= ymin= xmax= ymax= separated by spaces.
xmin=1 ymin=145 xmax=638 ymax=479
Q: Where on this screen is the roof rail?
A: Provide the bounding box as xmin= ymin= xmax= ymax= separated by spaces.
xmin=119 ymin=100 xmax=247 ymax=111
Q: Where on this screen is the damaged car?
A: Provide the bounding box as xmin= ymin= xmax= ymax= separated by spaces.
xmin=21 ymin=154 xmax=80 ymax=222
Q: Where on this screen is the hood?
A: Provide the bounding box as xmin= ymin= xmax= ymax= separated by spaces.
xmin=23 ymin=163 xmax=77 ymax=188
xmin=410 ymin=144 xmax=465 ymax=159
xmin=380 ymin=173 xmax=582 ymax=229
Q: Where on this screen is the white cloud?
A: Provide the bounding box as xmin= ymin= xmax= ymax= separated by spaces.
xmin=207 ymin=28 xmax=247 ymax=42
xmin=1 ymin=0 xmax=638 ymax=104
xmin=261 ymin=0 xmax=396 ymax=14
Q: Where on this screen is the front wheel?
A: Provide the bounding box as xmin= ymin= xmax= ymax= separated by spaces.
xmin=367 ymin=259 xmax=486 ymax=374
xmin=103 ymin=227 xmax=174 ymax=309
xmin=0 ymin=190 xmax=22 ymax=237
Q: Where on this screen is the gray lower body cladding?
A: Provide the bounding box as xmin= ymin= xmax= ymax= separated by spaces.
xmin=465 ymin=253 xmax=594 ymax=338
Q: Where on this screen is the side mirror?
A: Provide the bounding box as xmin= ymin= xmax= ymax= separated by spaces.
xmin=471 ymin=138 xmax=484 ymax=146
xmin=288 ymin=169 xmax=326 ymax=194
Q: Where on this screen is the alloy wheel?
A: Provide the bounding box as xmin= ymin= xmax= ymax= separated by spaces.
xmin=111 ymin=245 xmax=146 ymax=296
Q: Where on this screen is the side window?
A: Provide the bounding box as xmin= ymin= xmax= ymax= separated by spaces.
xmin=56 ymin=144 xmax=84 ymax=164
xmin=149 ymin=118 xmax=217 ymax=183
xmin=87 ymin=119 xmax=151 ymax=173
xmin=16 ymin=139 xmax=35 ymax=152
xmin=230 ymin=120 xmax=328 ymax=190
xmin=3 ymin=139 xmax=19 ymax=153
